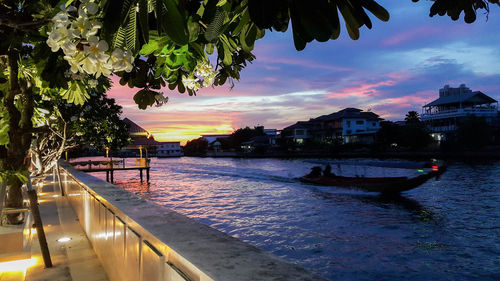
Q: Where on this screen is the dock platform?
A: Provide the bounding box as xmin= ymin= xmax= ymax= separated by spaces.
xmin=70 ymin=160 xmax=150 ymax=183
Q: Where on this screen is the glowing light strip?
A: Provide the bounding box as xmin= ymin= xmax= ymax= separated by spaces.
xmin=0 ymin=258 xmax=37 ymax=273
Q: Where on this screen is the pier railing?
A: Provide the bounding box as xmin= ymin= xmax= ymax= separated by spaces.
xmin=58 ymin=161 xmax=323 ymax=281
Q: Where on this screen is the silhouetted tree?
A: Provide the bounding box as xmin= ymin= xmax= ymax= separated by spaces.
xmin=183 ymin=138 xmax=208 ymax=156
xmin=405 ymin=111 xmax=421 ymax=125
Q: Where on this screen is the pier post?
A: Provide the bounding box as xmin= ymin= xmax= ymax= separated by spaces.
xmin=140 ymin=169 xmax=143 ymax=182
xmin=146 ymin=168 xmax=150 ymax=182
xmin=106 ymin=171 xmax=109 ymax=182
xmin=110 ymin=170 xmax=114 ymax=183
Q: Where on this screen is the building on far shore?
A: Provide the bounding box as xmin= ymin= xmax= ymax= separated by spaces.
xmin=201 ymin=134 xmax=231 ymax=144
xmin=122 ymin=118 xmax=181 ymax=157
xmin=156 ymin=142 xmax=182 ymax=157
xmin=421 ymin=84 xmax=499 ymax=140
xmin=282 ymin=108 xmax=382 ymax=144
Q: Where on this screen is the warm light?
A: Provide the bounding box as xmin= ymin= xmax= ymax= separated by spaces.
xmin=52 ymin=195 xmax=59 ymax=198
xmin=57 ymin=237 xmax=72 ymax=243
xmin=432 ymin=165 xmax=439 ymax=171
xmin=23 ymin=228 xmax=36 ymax=236
xmin=0 ymin=258 xmax=37 ymax=273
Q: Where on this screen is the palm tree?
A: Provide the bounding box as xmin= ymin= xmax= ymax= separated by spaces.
xmin=405 ymin=111 xmax=421 ymax=124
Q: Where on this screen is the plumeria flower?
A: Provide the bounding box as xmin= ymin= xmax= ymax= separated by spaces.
xmin=52 ymin=12 xmax=70 ymax=28
xmin=84 ymin=36 xmax=110 ymax=63
xmin=203 ymin=72 xmax=217 ymax=87
xmin=46 ymin=25 xmax=72 ymax=51
xmin=87 ymin=20 xmax=102 ymax=37
xmin=72 ymin=16 xmax=92 ymax=38
xmin=110 ymin=48 xmax=133 ymax=72
xmin=196 ymin=62 xmax=214 ymax=77
xmin=61 ymin=40 xmax=77 ymax=56
xmin=65 ymin=53 xmax=85 ymax=73
xmin=182 ymin=75 xmax=200 ymax=91
xmin=60 ymin=4 xmax=77 ymax=13
xmin=85 ymin=2 xmax=99 ymax=15
xmin=93 ymin=59 xmax=112 ymax=78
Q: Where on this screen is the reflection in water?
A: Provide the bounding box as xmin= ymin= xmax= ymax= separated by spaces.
xmin=79 ymin=157 xmax=500 ymax=281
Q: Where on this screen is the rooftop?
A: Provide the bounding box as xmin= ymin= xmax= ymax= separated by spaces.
xmin=424 ymin=91 xmax=497 ymax=107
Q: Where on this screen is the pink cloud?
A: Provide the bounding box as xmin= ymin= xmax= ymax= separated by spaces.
xmin=381 ymin=26 xmax=442 ymax=46
xmin=327 ymin=80 xmax=397 ymax=99
xmin=258 ymin=56 xmax=354 ymax=72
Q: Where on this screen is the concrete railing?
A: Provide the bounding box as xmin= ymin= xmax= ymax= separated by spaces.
xmin=58 ymin=161 xmax=322 ymax=281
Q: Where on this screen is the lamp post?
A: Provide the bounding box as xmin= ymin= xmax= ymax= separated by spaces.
xmin=105 ymin=147 xmax=110 ymax=161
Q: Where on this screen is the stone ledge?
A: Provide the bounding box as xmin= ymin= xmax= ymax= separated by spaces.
xmin=59 ymin=161 xmax=325 ymax=281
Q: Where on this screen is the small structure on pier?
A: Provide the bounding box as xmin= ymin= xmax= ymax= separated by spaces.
xmin=69 ymin=157 xmax=150 ymax=183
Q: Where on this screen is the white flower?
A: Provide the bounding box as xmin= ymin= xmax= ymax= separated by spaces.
xmin=88 ymin=79 xmax=98 ymax=88
xmin=86 ymin=2 xmax=99 ymax=15
xmin=64 ymin=53 xmax=84 ymax=73
xmin=87 ymin=20 xmax=102 ymax=37
xmin=182 ymin=75 xmax=200 ymax=91
xmin=72 ymin=16 xmax=92 ymax=38
xmin=84 ymin=36 xmax=110 ymax=63
xmin=60 ymin=4 xmax=77 ymax=13
xmin=110 ymin=48 xmax=133 ymax=72
xmin=52 ymin=12 xmax=70 ymax=28
xmin=46 ymin=26 xmax=70 ymax=52
xmin=61 ymin=40 xmax=77 ymax=56
xmin=93 ymin=59 xmax=112 ymax=78
xmin=196 ymin=62 xmax=214 ymax=77
xmin=203 ymin=72 xmax=217 ymax=87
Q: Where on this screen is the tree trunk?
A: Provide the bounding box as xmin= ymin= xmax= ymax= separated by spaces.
xmin=1 ymin=45 xmax=34 ymax=224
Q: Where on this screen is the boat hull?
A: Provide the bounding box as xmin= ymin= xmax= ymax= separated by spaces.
xmin=300 ymin=167 xmax=447 ymax=194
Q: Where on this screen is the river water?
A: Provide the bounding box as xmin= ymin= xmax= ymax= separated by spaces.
xmin=80 ymin=157 xmax=500 ymax=280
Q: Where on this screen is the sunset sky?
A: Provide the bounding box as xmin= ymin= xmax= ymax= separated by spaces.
xmin=107 ymin=1 xmax=500 ymax=144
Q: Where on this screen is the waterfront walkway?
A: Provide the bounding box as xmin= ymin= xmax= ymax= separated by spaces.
xmin=23 ymin=175 xmax=107 ymax=281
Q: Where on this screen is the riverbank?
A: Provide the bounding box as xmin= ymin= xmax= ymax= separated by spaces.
xmin=202 ymin=146 xmax=500 ymax=160
xmin=87 ymin=157 xmax=500 ymax=280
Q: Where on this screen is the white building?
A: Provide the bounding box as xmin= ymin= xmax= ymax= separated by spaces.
xmin=156 ymin=142 xmax=183 ymax=157
xmin=422 ymin=84 xmax=498 ymax=140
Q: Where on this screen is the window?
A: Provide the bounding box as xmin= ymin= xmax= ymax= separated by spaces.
xmin=346 ymin=130 xmax=352 ymax=134
xmin=346 ymin=121 xmax=351 ymax=127
xmin=296 ymin=129 xmax=304 ymax=136
xmin=372 ymin=122 xmax=376 ymax=126
xmin=356 ymin=120 xmax=364 ymax=125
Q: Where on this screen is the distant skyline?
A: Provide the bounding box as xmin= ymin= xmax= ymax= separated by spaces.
xmin=107 ymin=1 xmax=500 ymax=144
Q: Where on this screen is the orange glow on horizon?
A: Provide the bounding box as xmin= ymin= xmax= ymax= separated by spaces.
xmin=148 ymin=124 xmax=235 ymax=145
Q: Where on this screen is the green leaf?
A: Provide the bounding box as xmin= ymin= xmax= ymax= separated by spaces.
xmin=206 ymin=43 xmax=214 ymax=55
xmin=204 ymin=7 xmax=226 ymax=42
xmin=156 ymin=0 xmax=189 ymax=45
xmin=187 ymin=17 xmax=200 ymax=42
xmin=140 ymin=40 xmax=160 ymax=55
xmin=138 ymin=0 xmax=149 ymax=43
xmin=0 ymin=109 xmax=10 ymax=146
xmin=240 ymin=23 xmax=257 ymax=52
xmin=133 ymin=89 xmax=157 ymax=109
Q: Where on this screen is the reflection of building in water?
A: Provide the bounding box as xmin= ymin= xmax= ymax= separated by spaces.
xmin=421 ymin=84 xmax=498 ymax=141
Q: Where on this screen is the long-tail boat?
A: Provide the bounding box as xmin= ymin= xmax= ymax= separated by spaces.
xmin=300 ymin=163 xmax=447 ymax=194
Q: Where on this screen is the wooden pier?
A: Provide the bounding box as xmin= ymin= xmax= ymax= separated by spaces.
xmin=70 ymin=159 xmax=150 ymax=183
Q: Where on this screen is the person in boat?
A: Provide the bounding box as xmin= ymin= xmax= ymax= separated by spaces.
xmin=323 ymin=164 xmax=335 ymax=177
xmin=307 ymin=166 xmax=323 ymax=178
